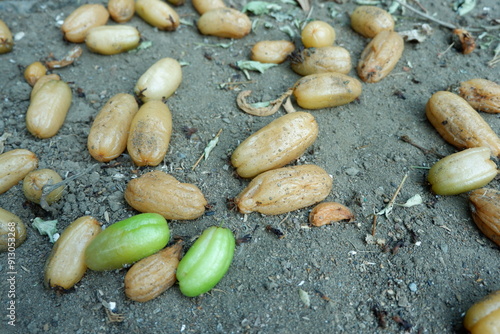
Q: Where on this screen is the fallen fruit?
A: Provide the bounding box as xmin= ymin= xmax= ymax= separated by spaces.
xmin=425 ymin=91 xmax=500 ymax=157
xmin=127 ymin=100 xmax=173 ymax=166
xmin=350 ymin=5 xmax=395 ymax=38
xmin=26 ymin=79 xmax=72 ymax=139
xmin=0 ymin=208 xmax=27 ymax=252
xmin=44 ymin=216 xmax=101 ymax=290
xmin=134 ymin=57 xmax=182 ymax=103
xmin=459 ymin=78 xmax=500 ymax=114
xmin=293 ymin=72 xmax=362 ymax=109
xmin=290 ymin=46 xmax=352 ymax=76
xmin=61 ymin=4 xmax=109 ymax=43
xmin=85 ymin=213 xmax=170 ymax=271
xmin=231 ymin=112 xmax=318 ymax=178
xmin=0 ymin=149 xmax=38 ymax=195
xmin=24 ymin=61 xmax=47 ymax=86
xmin=357 ymin=30 xmax=404 ymax=83
xmin=176 ymin=226 xmax=235 ymax=297
xmin=469 ymin=188 xmax=500 ymax=247
xmin=135 ymin=0 xmax=180 ymax=31
xmin=427 ymin=147 xmax=498 ymax=196
xmin=108 ymin=0 xmax=135 ymax=23
xmin=235 ymin=164 xmax=333 ymax=215
xmin=125 ymin=241 xmax=183 ymax=302
xmin=251 ymin=40 xmax=295 ymax=64
xmin=464 ymin=290 xmax=500 ymax=333
xmin=192 ymin=0 xmax=226 ymax=14
xmin=22 ymin=168 xmax=64 ymax=205
xmin=0 ymin=19 xmax=14 ymax=54
xmin=301 ymin=20 xmax=336 ymax=48
xmin=124 ymin=170 xmax=207 ymax=220
xmin=85 ymin=25 xmax=140 ymax=55
xmin=88 ymin=93 xmax=139 ymax=162
xmin=197 ymin=8 xmax=251 ymax=39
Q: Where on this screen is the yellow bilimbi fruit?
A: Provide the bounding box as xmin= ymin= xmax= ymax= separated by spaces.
xmin=235 ymin=164 xmax=332 ymax=215
xmin=108 ymin=0 xmax=135 ymax=23
xmin=0 ymin=149 xmax=38 ymax=195
xmin=469 ymin=188 xmax=500 ymax=247
xmin=85 ymin=25 xmax=140 ymax=55
xmin=357 ymin=30 xmax=404 ymax=83
xmin=350 ymin=6 xmax=395 ymax=38
xmin=135 ymin=0 xmax=180 ymax=31
xmin=293 ymin=72 xmax=362 ymax=109
xmin=26 ymin=79 xmax=72 ymax=139
xmin=192 ymin=0 xmax=226 ymax=14
xmin=134 ymin=57 xmax=182 ymax=103
xmin=250 ymin=40 xmax=295 ymax=64
xmin=44 ymin=216 xmax=102 ymax=290
xmin=291 ymin=46 xmax=352 ymax=76
xmin=0 ymin=208 xmax=27 ymax=252
xmin=197 ymin=8 xmax=251 ymax=39
xmin=231 ymin=112 xmax=318 ymax=178
xmin=88 ymin=93 xmax=139 ymax=162
xmin=24 ymin=62 xmax=47 ymax=86
xmin=61 ymin=4 xmax=109 ymax=43
xmin=301 ymin=21 xmax=336 ymax=48
xmin=22 ymin=168 xmax=64 ymax=205
xmin=464 ymin=290 xmax=500 ymax=334
xmin=0 ymin=19 xmax=14 ymax=54
xmin=459 ymin=78 xmax=500 ymax=114
xmin=425 ymin=91 xmax=500 ymax=157
xmin=127 ymin=101 xmax=172 ymax=167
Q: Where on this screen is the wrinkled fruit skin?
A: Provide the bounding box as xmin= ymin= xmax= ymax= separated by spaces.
xmin=309 ymin=202 xmax=355 ymax=227
xmin=231 ymin=112 xmax=319 ymax=178
xmin=176 ymin=226 xmax=235 ymax=297
xmin=85 ymin=213 xmax=170 ymax=271
xmin=427 ymin=147 xmax=497 ymax=196
xmin=464 ymin=290 xmax=500 ymax=334
xmin=459 ymin=78 xmax=500 ymax=114
xmin=425 ymin=91 xmax=500 ymax=157
xmin=124 ymin=170 xmax=207 ymax=220
xmin=125 ymin=241 xmax=183 ymax=302
xmin=357 ymin=30 xmax=404 ymax=83
xmin=469 ymin=188 xmax=500 ymax=247
xmin=235 ymin=164 xmax=333 ymax=215
xmin=291 ymin=46 xmax=352 ymax=76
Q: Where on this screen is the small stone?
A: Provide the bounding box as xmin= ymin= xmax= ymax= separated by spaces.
xmin=345 ymin=167 xmax=360 ymax=176
xmin=409 ymin=282 xmax=417 ymax=292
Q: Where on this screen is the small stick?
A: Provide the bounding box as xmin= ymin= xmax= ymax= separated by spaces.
xmin=399 ymin=135 xmax=444 ymax=158
xmin=376 ymin=173 xmax=409 ymax=218
xmin=394 ymin=0 xmax=456 ymax=30
xmin=192 ymin=129 xmax=223 ymax=170
xmin=371 ymin=214 xmax=378 ymax=236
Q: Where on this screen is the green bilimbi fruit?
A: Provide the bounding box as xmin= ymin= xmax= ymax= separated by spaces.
xmin=176 ymin=226 xmax=235 ymax=297
xmin=85 ymin=213 xmax=170 ymax=271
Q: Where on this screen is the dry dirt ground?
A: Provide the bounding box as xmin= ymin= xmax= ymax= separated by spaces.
xmin=1 ymin=0 xmax=500 ymax=333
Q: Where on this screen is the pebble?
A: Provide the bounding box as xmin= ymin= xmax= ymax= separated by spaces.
xmin=409 ymin=282 xmax=418 ymax=292
xmin=345 ymin=167 xmax=360 ymax=176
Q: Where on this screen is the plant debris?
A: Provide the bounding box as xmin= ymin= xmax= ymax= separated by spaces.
xmin=45 ymin=45 xmax=82 ymax=70
xmin=236 ymin=89 xmax=293 ymax=116
xmin=32 ymin=217 xmax=58 ymax=243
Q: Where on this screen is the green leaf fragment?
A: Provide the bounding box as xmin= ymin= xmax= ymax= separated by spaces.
xmin=204 ymin=136 xmax=219 ymax=160
xmin=32 ymin=217 xmax=58 ymax=243
xmin=453 ymin=0 xmax=476 ymax=16
xmin=236 ymin=60 xmax=278 ymax=73
xmin=243 ymin=1 xmax=282 ymax=15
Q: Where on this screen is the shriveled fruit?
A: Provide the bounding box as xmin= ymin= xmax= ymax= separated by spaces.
xmin=357 ymin=30 xmax=404 ymax=83
xmin=235 ymin=164 xmax=332 ymax=215
xmin=124 ymin=170 xmax=207 ymax=220
xmin=290 ymin=46 xmax=352 ymax=76
xmin=309 ymin=202 xmax=354 ymax=227
xmin=125 ymin=241 xmax=183 ymax=302
xmin=469 ymin=188 xmax=500 ymax=247
xmin=459 ymin=78 xmax=500 ymax=114
xmin=231 ymin=112 xmax=318 ymax=178
xmin=425 ymin=91 xmax=500 ymax=157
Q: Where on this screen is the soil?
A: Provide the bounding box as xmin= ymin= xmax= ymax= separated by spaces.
xmin=1 ymin=0 xmax=500 ymax=333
